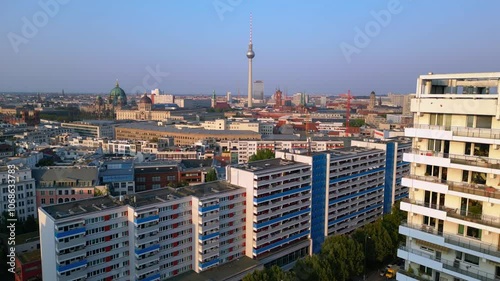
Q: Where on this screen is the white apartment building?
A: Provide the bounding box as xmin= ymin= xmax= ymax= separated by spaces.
xmin=0 ymin=166 xmax=37 ymax=220
xmin=38 ymin=182 xmax=250 ymax=281
xmin=220 ymin=140 xmax=344 ymax=164
xmin=228 ymin=158 xmax=312 ymax=267
xmin=61 ymin=121 xmax=115 ymax=139
xmin=397 ymin=72 xmax=500 ymax=281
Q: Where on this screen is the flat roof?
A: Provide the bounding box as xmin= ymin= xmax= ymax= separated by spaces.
xmin=116 ymin=122 xmax=261 ymax=136
xmin=18 ymin=249 xmax=41 ymax=264
xmin=329 ymin=146 xmax=384 ymax=157
xmin=168 ymin=256 xmax=261 ymax=281
xmin=131 ymin=181 xmax=242 ymax=207
xmin=41 ymin=196 xmax=123 ymax=220
xmin=232 ymin=158 xmax=309 ymax=175
xmin=16 ymin=231 xmax=39 ymax=245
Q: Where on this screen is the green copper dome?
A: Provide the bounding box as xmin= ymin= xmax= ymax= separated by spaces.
xmin=109 ymin=81 xmax=127 ymax=106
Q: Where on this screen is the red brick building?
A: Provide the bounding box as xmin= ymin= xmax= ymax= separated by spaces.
xmin=15 ymin=250 xmax=42 ymax=281
xmin=134 ymin=162 xmax=179 ymax=192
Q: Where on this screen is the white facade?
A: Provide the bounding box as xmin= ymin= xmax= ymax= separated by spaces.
xmin=0 ymin=167 xmax=37 ymax=220
xmin=39 ymin=182 xmax=247 ymax=281
xmin=397 ymin=72 xmax=500 ymax=281
xmin=220 ymin=140 xmax=344 ymax=164
xmin=228 ymin=159 xmax=312 ymax=260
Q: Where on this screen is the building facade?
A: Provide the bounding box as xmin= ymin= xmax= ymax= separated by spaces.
xmin=33 ymin=166 xmax=98 ymax=207
xmin=397 ymin=72 xmax=500 ymax=281
xmin=61 ymin=121 xmax=115 ymax=139
xmin=0 ymin=167 xmax=37 ymax=220
xmin=38 ymin=182 xmax=250 ymax=281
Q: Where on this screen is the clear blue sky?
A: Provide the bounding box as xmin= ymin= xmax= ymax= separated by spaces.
xmin=1 ymin=0 xmax=499 ymax=96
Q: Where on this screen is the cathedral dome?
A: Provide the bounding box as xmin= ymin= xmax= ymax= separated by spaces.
xmin=109 ymin=81 xmax=127 ymax=106
xmin=139 ymin=93 xmax=152 ymax=104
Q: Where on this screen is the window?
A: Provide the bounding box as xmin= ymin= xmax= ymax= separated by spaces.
xmin=464 ymin=253 xmax=479 ymax=265
xmin=41 ymin=199 xmax=46 ymax=204
xmin=476 ymin=116 xmax=491 ymax=129
xmin=88 ymin=190 xmax=92 ymax=194
xmin=40 ymin=191 xmax=45 ymax=195
xmin=152 ymin=176 xmax=161 ymax=182
xmin=419 ymin=265 xmax=432 ymax=276
xmin=466 ymin=226 xmax=482 ymax=239
xmin=50 ymin=198 xmax=54 ymax=204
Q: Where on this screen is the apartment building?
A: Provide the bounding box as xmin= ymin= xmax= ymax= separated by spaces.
xmin=351 ymin=137 xmax=412 ymax=213
xmin=219 ymin=139 xmax=344 ymax=164
xmin=397 ymin=72 xmax=500 ymax=281
xmin=134 ymin=162 xmax=179 ymax=192
xmin=0 ymin=166 xmax=37 ymax=220
xmin=38 ymin=181 xmax=250 ymax=281
xmin=33 ymin=166 xmax=98 ymax=207
xmin=278 ymin=146 xmax=387 ymax=253
xmin=228 ymin=158 xmax=312 ymax=268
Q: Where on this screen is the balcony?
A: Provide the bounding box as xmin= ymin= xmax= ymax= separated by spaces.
xmin=407 ymin=149 xmax=500 ymax=171
xmin=446 ymin=208 xmax=500 ymax=229
xmin=405 ymin=174 xmax=500 ymax=200
xmin=410 ymin=124 xmax=500 ymax=140
xmin=396 ymin=268 xmax=426 ymax=281
xmin=400 ymin=221 xmax=500 ymax=260
xmin=398 ymin=246 xmax=496 ymax=281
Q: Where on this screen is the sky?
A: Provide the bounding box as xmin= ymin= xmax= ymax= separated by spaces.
xmin=1 ymin=0 xmax=499 ymax=96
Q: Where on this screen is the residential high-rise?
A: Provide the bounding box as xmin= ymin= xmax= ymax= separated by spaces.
xmin=397 ymin=72 xmax=500 ymax=281
xmin=368 ymin=91 xmax=376 ymax=110
xmin=246 ymin=13 xmax=255 ymax=108
xmin=253 ymin=80 xmax=264 ymax=100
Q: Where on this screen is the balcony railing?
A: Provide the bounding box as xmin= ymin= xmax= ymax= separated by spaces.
xmin=410 ymin=149 xmax=500 ymax=170
xmin=401 ymin=198 xmax=500 ymax=228
xmin=399 ymin=246 xmax=496 ymax=281
xmin=405 ymin=174 xmax=500 ymax=200
xmin=401 ymin=221 xmax=500 ymax=258
xmin=411 ymin=124 xmax=500 ymax=139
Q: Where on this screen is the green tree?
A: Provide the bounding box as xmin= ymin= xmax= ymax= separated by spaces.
xmin=205 ymin=168 xmax=217 ymax=182
xmin=243 ymin=265 xmax=294 ymax=281
xmin=36 ymin=158 xmax=55 ymax=167
xmin=249 ymin=149 xmax=275 ymax=162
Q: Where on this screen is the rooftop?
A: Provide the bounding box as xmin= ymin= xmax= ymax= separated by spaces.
xmin=17 ymin=249 xmax=41 ymax=264
xmin=131 ymin=181 xmax=241 ymax=208
xmin=32 ymin=166 xmax=98 ymax=183
xmin=116 ymin=122 xmax=261 ymax=136
xmin=329 ymin=146 xmax=384 ymax=158
xmin=232 ymin=158 xmax=309 ymax=175
xmin=41 ymin=181 xmax=243 ymax=219
xmin=41 ymin=196 xmax=123 ymax=220
xmin=15 ymin=231 xmax=39 ymax=245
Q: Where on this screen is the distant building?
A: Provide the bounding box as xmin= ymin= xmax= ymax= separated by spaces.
xmin=253 ymin=80 xmax=264 ymax=100
xmin=174 ymin=98 xmax=211 ymax=109
xmin=33 ymin=166 xmax=98 ymax=207
xmin=368 ymin=91 xmax=376 ymax=110
xmin=0 ymin=166 xmax=37 ymax=220
xmin=402 ymin=93 xmax=416 ymax=116
xmin=134 ymin=162 xmax=178 ymax=192
xmin=99 ymin=159 xmax=135 ymax=195
xmin=61 ymin=120 xmax=115 ymax=139
xmin=150 ymin=89 xmax=174 ymax=104
xmin=115 ymin=93 xmax=172 ymax=121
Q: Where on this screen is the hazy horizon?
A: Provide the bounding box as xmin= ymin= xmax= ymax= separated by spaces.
xmin=2 ymin=0 xmax=499 ymax=95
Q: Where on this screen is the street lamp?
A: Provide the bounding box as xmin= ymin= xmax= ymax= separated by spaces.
xmin=364 ymin=235 xmax=371 ymax=281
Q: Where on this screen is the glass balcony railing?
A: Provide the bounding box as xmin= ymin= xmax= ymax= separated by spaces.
xmin=401 ymin=221 xmax=500 ymax=258
xmin=410 ymin=149 xmax=500 ymax=170
xmin=411 ymin=124 xmax=500 ymax=139
xmin=399 ymin=246 xmax=496 ymax=281
xmin=404 ymin=174 xmax=500 ymax=200
xmin=401 ymin=198 xmax=500 ymax=228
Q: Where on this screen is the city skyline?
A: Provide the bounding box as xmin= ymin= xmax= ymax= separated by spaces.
xmin=2 ymin=1 xmax=500 ymax=95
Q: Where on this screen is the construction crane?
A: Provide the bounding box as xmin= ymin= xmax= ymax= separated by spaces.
xmin=339 ymin=90 xmax=353 ymax=136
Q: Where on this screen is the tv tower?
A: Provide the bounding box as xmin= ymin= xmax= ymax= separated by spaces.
xmin=246 ymin=13 xmax=255 ymax=108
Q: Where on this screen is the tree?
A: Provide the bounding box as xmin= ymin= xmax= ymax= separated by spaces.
xmin=205 ymin=168 xmax=217 ymax=182
xmin=36 ymin=158 xmax=55 ymax=167
xmin=243 ymin=265 xmax=294 ymax=281
xmin=249 ymin=149 xmax=275 ymax=162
